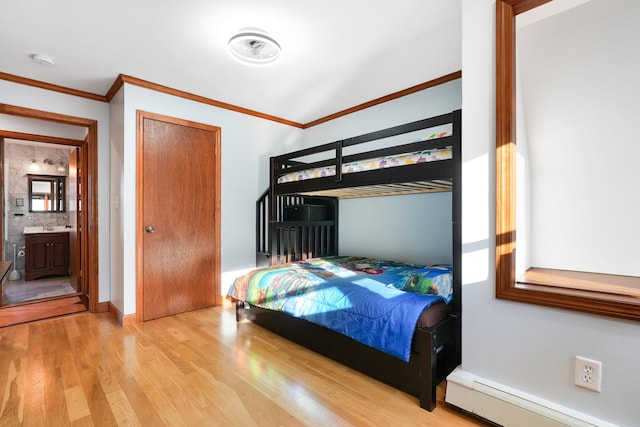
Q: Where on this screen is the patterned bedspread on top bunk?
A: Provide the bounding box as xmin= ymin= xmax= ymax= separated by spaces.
xmin=228 ymin=256 xmax=453 ymax=361
xmin=277 ymin=132 xmax=451 ymax=184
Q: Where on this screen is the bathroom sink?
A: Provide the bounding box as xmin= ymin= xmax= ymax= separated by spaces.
xmin=23 ymin=226 xmax=73 ymax=234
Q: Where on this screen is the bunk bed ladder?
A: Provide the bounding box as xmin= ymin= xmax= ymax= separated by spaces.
xmin=256 ymin=190 xmax=338 ymax=267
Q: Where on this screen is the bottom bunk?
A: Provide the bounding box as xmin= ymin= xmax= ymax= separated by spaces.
xmin=229 ymin=256 xmax=461 ymax=411
xmin=236 ymin=302 xmax=459 ymax=411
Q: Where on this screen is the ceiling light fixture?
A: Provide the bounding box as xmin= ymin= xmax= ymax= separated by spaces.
xmin=228 ymin=29 xmax=281 ymax=65
xmin=30 ymin=53 xmax=56 ymax=67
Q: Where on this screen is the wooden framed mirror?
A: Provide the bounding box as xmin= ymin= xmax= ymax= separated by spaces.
xmin=495 ymin=0 xmax=640 ymax=320
xmin=28 ymin=174 xmax=66 ymax=212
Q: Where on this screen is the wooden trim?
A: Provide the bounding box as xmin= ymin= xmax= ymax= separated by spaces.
xmin=85 ymin=122 xmax=99 ymax=313
xmin=104 ymin=74 xmax=125 ymax=102
xmin=136 ymin=112 xmax=145 ymax=323
xmin=0 ymin=103 xmax=97 ymax=127
xmin=108 ymin=302 xmax=136 ymax=327
xmin=509 ymin=0 xmax=553 ymax=15
xmin=505 ymin=282 xmax=640 ymax=321
xmin=0 ymin=104 xmax=99 ymax=318
xmin=304 ymin=71 xmax=462 ymax=129
xmin=4 ymin=70 xmax=462 ymax=130
xmin=495 ymin=0 xmax=640 ymax=321
xmin=0 ymin=130 xmax=84 ymax=146
xmin=97 ymin=301 xmax=110 ymax=313
xmin=0 ymin=72 xmax=107 ymax=102
xmin=0 ymin=261 xmax=10 ymax=279
xmin=120 ymin=74 xmax=304 ymax=128
xmin=0 ymin=296 xmax=86 ymax=328
xmin=495 ymin=0 xmax=517 ymax=299
xmin=212 ymin=120 xmax=222 ymax=307
xmin=521 ymin=268 xmax=640 ymax=297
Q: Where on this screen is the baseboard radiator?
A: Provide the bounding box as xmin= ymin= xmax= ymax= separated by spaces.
xmin=446 ymin=368 xmax=617 ymax=427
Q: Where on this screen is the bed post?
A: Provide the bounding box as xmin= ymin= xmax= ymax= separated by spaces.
xmin=452 ymin=108 xmax=462 ymax=366
xmin=269 ymin=157 xmax=278 ymax=265
xmin=235 ymin=301 xmax=246 ymax=321
xmin=416 ymin=314 xmax=458 ymax=411
xmin=417 ymin=328 xmax=438 ymax=411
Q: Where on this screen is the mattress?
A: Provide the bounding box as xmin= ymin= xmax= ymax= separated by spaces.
xmin=228 ymin=256 xmax=453 ymax=361
xmin=277 ymin=132 xmax=451 ymax=184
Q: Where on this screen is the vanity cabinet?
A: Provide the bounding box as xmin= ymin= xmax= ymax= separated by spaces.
xmin=25 ymin=232 xmax=70 ymax=281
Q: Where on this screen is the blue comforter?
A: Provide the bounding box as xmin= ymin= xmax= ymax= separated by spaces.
xmin=228 ymin=256 xmax=451 ymax=361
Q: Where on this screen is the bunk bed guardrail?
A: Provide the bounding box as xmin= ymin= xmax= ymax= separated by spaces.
xmin=269 ymin=111 xmax=458 ymax=197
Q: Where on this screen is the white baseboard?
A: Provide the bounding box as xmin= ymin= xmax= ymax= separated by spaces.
xmin=445 ymin=368 xmax=617 ymax=427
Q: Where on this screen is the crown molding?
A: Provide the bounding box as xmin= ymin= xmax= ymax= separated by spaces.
xmin=1 ymin=70 xmax=462 ymax=129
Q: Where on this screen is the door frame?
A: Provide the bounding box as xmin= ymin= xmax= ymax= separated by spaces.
xmin=0 ymin=104 xmax=99 ymax=315
xmin=135 ymin=110 xmax=221 ymax=322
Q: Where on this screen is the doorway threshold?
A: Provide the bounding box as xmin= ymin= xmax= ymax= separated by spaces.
xmin=0 ymin=296 xmax=86 ymax=328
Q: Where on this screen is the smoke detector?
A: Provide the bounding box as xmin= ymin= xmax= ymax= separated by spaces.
xmin=30 ymin=54 xmax=55 ymax=67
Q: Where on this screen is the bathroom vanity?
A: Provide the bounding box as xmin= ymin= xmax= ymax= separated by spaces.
xmin=24 ymin=227 xmax=70 ymax=281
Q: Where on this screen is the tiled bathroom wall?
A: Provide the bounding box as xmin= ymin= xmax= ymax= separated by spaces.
xmin=4 ymin=142 xmax=71 ymax=278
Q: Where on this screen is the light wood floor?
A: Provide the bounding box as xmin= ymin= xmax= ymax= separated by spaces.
xmin=0 ymin=302 xmax=491 ymax=426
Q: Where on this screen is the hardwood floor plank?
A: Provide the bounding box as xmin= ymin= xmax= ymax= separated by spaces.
xmin=43 ymin=365 xmax=70 ymax=426
xmin=103 ymin=389 xmax=140 ymax=426
xmin=23 ymin=325 xmax=46 ymax=426
xmin=138 ymin=383 xmax=186 ymax=427
xmin=64 ymin=385 xmax=91 ymax=422
xmin=0 ymin=305 xmax=491 ymax=426
xmin=0 ymin=356 xmax=25 ymax=423
xmin=115 ymin=376 xmax=168 ymax=427
xmin=77 ymin=367 xmax=119 ymax=427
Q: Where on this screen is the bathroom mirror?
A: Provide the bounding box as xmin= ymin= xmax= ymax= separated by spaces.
xmin=28 ymin=174 xmax=66 ymax=212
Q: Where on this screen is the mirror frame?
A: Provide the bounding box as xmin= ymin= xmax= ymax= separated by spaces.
xmin=28 ymin=174 xmax=66 ymax=213
xmin=495 ymin=0 xmax=640 ymax=321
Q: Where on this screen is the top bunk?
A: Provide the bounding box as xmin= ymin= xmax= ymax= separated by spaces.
xmin=270 ymin=109 xmax=461 ymax=199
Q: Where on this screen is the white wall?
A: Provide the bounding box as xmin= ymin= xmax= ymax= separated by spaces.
xmin=0 ymin=80 xmax=112 ymax=302
xmin=303 ymin=80 xmax=461 ymax=265
xmin=109 ymin=88 xmax=125 ymax=311
xmin=339 ymin=192 xmax=452 ymax=266
xmin=110 ymin=83 xmax=304 ymax=315
xmin=302 ymin=80 xmax=461 ymax=145
xmin=518 ymin=0 xmax=640 ymax=276
xmin=459 ymin=1 xmax=640 ymax=425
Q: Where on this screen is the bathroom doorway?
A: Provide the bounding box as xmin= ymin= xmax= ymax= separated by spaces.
xmin=1 ymin=140 xmax=79 ymax=306
xmin=0 ymin=104 xmax=99 ymax=327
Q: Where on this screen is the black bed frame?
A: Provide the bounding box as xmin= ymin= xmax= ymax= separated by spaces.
xmin=241 ymin=109 xmax=462 ymax=411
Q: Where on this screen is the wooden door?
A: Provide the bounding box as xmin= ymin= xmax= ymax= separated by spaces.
xmin=137 ymin=112 xmax=221 ymax=321
xmin=68 ymin=148 xmax=80 ymax=292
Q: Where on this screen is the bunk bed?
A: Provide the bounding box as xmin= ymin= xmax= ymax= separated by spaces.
xmin=230 ymin=109 xmax=461 ymax=411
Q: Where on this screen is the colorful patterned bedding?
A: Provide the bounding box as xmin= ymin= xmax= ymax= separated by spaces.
xmin=277 ymin=132 xmax=451 ymax=184
xmin=228 ymin=256 xmax=453 ymax=361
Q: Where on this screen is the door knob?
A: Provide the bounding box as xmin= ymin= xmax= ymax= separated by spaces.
xmin=145 ymin=225 xmax=155 ymax=233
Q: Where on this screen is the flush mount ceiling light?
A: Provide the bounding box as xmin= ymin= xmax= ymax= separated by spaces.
xmin=228 ymin=29 xmax=281 ymax=65
xmin=30 ymin=53 xmax=55 ymax=67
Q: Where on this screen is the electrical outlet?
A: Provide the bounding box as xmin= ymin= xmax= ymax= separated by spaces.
xmin=575 ymin=356 xmax=602 ymax=392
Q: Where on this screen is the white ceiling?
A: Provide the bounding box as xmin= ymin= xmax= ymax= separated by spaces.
xmin=0 ymin=0 xmax=461 ymax=125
